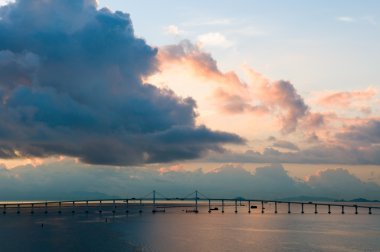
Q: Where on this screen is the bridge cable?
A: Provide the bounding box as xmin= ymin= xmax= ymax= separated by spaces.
xmin=181 ymin=191 xmax=196 ymax=200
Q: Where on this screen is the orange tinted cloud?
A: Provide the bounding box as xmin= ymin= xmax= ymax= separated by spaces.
xmin=316 ymin=87 xmax=377 ymax=109
xmin=158 ymin=40 xmax=243 ymax=90
xmin=244 ymin=67 xmax=309 ymax=134
xmin=157 ymin=40 xmax=379 ymax=161
xmin=158 ymin=40 xmax=309 ymax=134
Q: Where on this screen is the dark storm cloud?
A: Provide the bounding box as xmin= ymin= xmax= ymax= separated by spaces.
xmin=0 ymin=0 xmax=243 ymax=165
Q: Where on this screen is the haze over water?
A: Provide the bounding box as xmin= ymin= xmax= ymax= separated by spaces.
xmin=0 ymin=1 xmax=379 ymax=251
xmin=1 ymin=204 xmax=379 ymax=252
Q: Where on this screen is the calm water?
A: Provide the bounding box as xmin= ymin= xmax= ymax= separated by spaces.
xmin=0 ymin=203 xmax=379 ymax=252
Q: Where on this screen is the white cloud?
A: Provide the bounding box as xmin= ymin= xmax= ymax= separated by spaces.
xmin=362 ymin=15 xmax=376 ymax=25
xmin=336 ymin=16 xmax=377 ymax=25
xmin=0 ymin=0 xmax=14 ymax=6
xmin=336 ymin=16 xmax=355 ymax=23
xmin=164 ymin=25 xmax=183 ymax=36
xmin=197 ymin=32 xmax=233 ymax=48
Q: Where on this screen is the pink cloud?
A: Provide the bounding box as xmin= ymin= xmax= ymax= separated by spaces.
xmin=159 ymin=164 xmax=186 ymax=174
xmin=158 ymin=40 xmax=243 ymax=91
xmin=316 ymin=87 xmax=377 ymax=109
xmin=244 ymin=68 xmax=309 ymax=134
xmin=157 ymin=40 xmax=379 ymax=160
xmin=159 ymin=40 xmax=309 ymax=134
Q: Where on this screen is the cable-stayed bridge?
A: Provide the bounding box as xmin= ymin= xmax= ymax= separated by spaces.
xmin=1 ymin=190 xmax=379 ymax=215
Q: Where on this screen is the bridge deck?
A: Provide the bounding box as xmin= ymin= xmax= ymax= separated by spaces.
xmin=2 ymin=190 xmax=379 ymax=215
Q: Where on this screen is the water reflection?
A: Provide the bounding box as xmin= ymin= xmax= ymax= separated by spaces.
xmin=0 ymin=204 xmax=379 ymax=252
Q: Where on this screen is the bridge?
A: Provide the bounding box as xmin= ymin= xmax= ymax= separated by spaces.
xmin=1 ymin=190 xmax=379 ymax=215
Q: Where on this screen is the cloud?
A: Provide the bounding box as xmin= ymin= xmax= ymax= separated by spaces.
xmin=158 ymin=40 xmax=309 ymax=133
xmin=272 ymin=140 xmax=299 ymax=151
xmin=158 ymin=40 xmax=243 ymax=89
xmin=315 ymin=88 xmax=377 ymax=111
xmin=362 ymin=15 xmax=376 ymax=25
xmin=0 ymin=0 xmax=13 ymax=7
xmin=156 ymin=40 xmax=379 ymax=165
xmin=197 ymin=32 xmax=233 ymax=48
xmin=307 ymin=168 xmax=380 ymax=199
xmin=336 ymin=16 xmax=355 ymax=23
xmin=0 ymin=50 xmax=39 ymax=92
xmin=0 ymin=161 xmax=378 ymax=200
xmin=206 ymin=143 xmax=380 ymax=165
xmin=301 ymin=112 xmax=326 ymax=129
xmin=336 ymin=119 xmax=380 ymax=146
xmin=336 ymin=16 xmax=377 ymax=25
xmin=0 ymin=0 xmax=244 ymax=165
xmin=164 ymin=25 xmax=183 ymax=36
xmin=244 ymin=68 xmax=309 ymax=134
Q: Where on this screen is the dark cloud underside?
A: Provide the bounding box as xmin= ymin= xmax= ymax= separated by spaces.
xmin=0 ymin=0 xmax=243 ymax=165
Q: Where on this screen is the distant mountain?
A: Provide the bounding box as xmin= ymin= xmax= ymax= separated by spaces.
xmin=278 ymin=196 xmax=337 ymax=202
xmin=278 ymin=196 xmax=380 ymax=202
xmin=0 ymin=191 xmax=111 ymax=202
xmin=347 ymin=198 xmax=380 ymax=203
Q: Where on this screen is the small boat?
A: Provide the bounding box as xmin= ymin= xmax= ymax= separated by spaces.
xmin=250 ymin=205 xmax=258 ymax=209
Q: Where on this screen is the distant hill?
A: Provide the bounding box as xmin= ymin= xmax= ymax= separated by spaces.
xmin=0 ymin=191 xmax=111 ymax=202
xmin=278 ymin=196 xmax=379 ymax=202
xmin=347 ymin=198 xmax=380 ymax=203
xmin=278 ymin=196 xmax=336 ymax=202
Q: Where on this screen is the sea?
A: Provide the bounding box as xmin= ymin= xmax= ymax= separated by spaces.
xmin=0 ymin=202 xmax=379 ymax=252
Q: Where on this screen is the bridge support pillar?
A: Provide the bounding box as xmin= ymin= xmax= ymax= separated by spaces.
xmin=86 ymin=201 xmax=89 ymax=214
xmin=58 ymin=202 xmax=62 ymax=214
xmin=139 ymin=199 xmax=143 ymax=214
xmin=152 ymin=190 xmax=156 ymax=213
xmin=288 ymin=202 xmax=291 ymax=214
xmin=194 ymin=191 xmax=199 ymax=213
xmin=369 ymin=208 xmax=372 ymax=215
xmin=261 ymin=201 xmax=264 ymax=214
xmin=314 ymin=204 xmax=318 ymax=214
xmin=221 ymin=200 xmax=224 ymax=213
xmin=248 ymin=201 xmax=251 ymax=214
xmin=2 ymin=204 xmax=5 ymax=214
xmin=301 ymin=203 xmax=304 ymax=214
xmin=99 ymin=200 xmax=102 ymax=214
xmin=355 ymin=206 xmax=358 ymax=214
xmin=72 ymin=201 xmax=76 ymax=214
xmin=17 ymin=204 xmax=20 ymax=214
xmin=31 ymin=203 xmax=34 ymax=214
xmin=113 ymin=200 xmax=116 ymax=214
xmin=328 ymin=205 xmax=331 ymax=214
xmin=341 ymin=205 xmax=345 ymax=214
xmin=235 ymin=200 xmax=238 ymax=213
xmin=275 ymin=202 xmax=278 ymax=214
xmin=125 ymin=199 xmax=129 ymax=214
xmin=44 ymin=202 xmax=48 ymax=214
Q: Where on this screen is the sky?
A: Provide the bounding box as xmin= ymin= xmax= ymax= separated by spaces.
xmin=0 ymin=0 xmax=379 ymax=200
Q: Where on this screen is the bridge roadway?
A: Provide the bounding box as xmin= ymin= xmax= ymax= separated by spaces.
xmin=1 ymin=191 xmax=379 ymax=215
